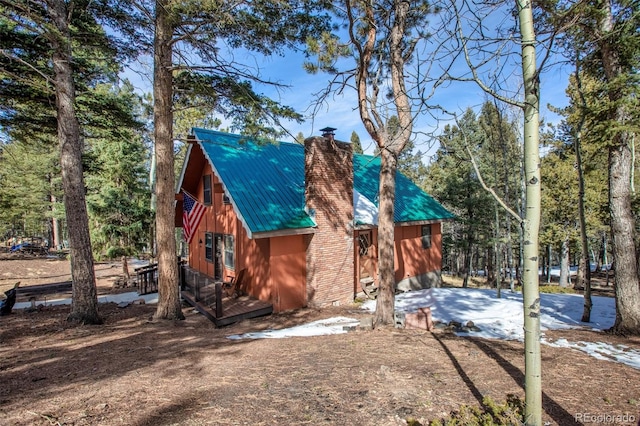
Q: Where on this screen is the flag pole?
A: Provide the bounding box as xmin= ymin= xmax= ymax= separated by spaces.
xmin=180 ymin=188 xmax=199 ymax=201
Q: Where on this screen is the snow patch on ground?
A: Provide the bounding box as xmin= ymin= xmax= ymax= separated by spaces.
xmin=14 ymin=282 xmax=639 ymax=370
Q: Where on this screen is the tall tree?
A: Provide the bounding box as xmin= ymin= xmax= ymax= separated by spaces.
xmin=549 ymin=70 xmax=609 ymax=320
xmin=591 ymin=0 xmax=640 ymax=335
xmin=539 ymin=148 xmax=578 ymax=288
xmin=478 ymin=101 xmax=521 ymax=292
xmin=147 ymin=0 xmax=331 ymax=320
xmin=50 ymin=0 xmax=100 ymax=323
xmin=438 ymin=0 xmax=544 ymax=421
xmin=0 ymin=135 xmax=61 ymax=240
xmin=539 ymin=0 xmax=640 ymax=333
xmin=428 ymin=109 xmax=494 ymax=285
xmin=153 ymin=0 xmax=181 ymax=320
xmin=85 ymin=83 xmax=151 ymax=258
xmin=306 ymin=0 xmax=437 ymax=326
xmin=0 ymin=0 xmax=144 ymax=323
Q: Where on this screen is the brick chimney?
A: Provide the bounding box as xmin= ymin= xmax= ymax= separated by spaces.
xmin=304 ymin=128 xmax=354 ymax=307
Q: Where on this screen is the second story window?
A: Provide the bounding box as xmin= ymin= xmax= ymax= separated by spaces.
xmin=203 ymin=174 xmax=212 ymax=205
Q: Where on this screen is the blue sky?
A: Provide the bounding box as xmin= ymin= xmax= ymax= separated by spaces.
xmin=122 ymin=15 xmax=573 ymax=163
xmin=252 ymin=50 xmax=572 ymax=155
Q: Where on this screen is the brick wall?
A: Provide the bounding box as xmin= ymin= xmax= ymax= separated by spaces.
xmin=304 ymin=135 xmax=354 ymax=307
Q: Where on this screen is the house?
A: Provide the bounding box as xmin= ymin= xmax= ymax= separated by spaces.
xmin=176 ymin=127 xmax=454 ymax=314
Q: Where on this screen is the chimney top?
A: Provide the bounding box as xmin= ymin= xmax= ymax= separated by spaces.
xmin=320 ymin=127 xmax=336 ymax=139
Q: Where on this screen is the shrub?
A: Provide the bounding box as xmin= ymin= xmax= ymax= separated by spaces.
xmin=105 ymin=246 xmax=131 ymax=260
xmin=428 ymin=395 xmax=524 ymax=426
xmin=538 ymin=285 xmax=577 ymax=295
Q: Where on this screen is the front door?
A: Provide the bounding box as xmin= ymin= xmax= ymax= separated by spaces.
xmin=213 ymin=234 xmax=223 ymax=280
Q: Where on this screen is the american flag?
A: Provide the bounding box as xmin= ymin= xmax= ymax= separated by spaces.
xmin=182 ymin=191 xmax=205 ymax=243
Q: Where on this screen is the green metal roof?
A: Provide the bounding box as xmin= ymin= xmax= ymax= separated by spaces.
xmin=192 ymin=128 xmax=314 ymax=236
xmin=353 ymin=154 xmax=456 ymax=225
xmin=190 ymin=128 xmax=454 ymax=236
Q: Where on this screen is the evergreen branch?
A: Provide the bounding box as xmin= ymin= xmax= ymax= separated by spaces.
xmin=457 ymin=116 xmax=522 ymax=224
xmin=0 ymin=49 xmax=53 ymax=85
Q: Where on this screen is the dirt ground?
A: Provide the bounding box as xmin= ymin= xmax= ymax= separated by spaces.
xmin=1 ymin=256 xmax=639 ymax=425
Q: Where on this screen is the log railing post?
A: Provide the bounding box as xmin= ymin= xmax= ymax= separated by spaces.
xmin=215 ymin=282 xmax=223 ymax=318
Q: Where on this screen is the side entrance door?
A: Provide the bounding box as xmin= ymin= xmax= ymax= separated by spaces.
xmin=358 ymin=230 xmax=376 ymax=286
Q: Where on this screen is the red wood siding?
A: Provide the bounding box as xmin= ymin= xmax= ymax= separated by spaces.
xmin=394 ymin=223 xmax=442 ymax=282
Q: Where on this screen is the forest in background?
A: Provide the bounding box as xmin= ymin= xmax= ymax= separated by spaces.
xmin=0 ymin=0 xmax=637 ymax=283
xmin=0 ymin=2 xmax=638 ymax=422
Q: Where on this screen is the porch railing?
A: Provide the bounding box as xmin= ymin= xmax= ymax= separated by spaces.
xmin=135 ymin=259 xmax=186 ymax=295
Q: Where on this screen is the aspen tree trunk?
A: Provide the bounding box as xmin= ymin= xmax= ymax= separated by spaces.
xmin=154 ymin=0 xmax=184 ymax=320
xmin=49 ymin=0 xmax=101 ymax=324
xmin=517 ymin=0 xmax=542 ymax=423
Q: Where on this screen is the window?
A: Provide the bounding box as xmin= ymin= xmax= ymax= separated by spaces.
xmin=203 ymin=175 xmax=212 ymax=205
xmin=358 ymin=232 xmax=371 ymax=256
xmin=204 ymin=232 xmax=213 ymax=262
xmin=224 ymin=234 xmax=235 ymax=269
xmin=223 ymin=193 xmax=231 ymax=205
xmin=421 ymin=225 xmax=432 ymax=249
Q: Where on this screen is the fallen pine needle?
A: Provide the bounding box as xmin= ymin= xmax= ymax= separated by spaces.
xmin=28 ymin=411 xmax=61 ymax=426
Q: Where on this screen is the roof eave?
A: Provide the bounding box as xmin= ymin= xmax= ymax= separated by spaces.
xmin=250 ymin=227 xmax=316 ymax=239
xmin=396 ymin=217 xmax=456 ymax=227
xmin=175 ymin=141 xmax=194 ymax=195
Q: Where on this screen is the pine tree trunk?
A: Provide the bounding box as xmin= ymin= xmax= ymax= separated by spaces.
xmin=357 ymin=0 xmax=412 ymax=327
xmin=153 ymin=0 xmax=184 ymax=321
xmin=517 ymin=0 xmax=542 ymax=422
xmin=374 ymin=148 xmax=397 ymax=326
xmin=49 ymin=0 xmax=101 ymax=324
xmin=598 ymin=1 xmax=640 ymax=335
xmin=575 ymin=123 xmax=592 ymax=320
xmin=546 ymin=244 xmax=552 ymax=283
xmin=51 ymin=193 xmax=61 ymax=250
xmin=609 ymin=140 xmax=640 ymax=333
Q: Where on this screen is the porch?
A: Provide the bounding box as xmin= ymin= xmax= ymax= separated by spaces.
xmin=181 ymin=264 xmax=273 ymax=326
xmin=180 ymin=266 xmax=273 ymax=326
xmin=136 ymin=262 xmax=272 ymax=326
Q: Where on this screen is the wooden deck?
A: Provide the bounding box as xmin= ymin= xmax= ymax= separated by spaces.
xmin=181 ymin=288 xmax=273 ymax=327
xmin=134 ymin=262 xmax=272 ymax=326
xmin=180 ymin=265 xmax=273 ymax=327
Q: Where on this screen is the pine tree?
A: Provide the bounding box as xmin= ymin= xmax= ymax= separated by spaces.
xmin=147 ymin=0 xmax=331 ymax=320
xmin=537 ymin=0 xmax=640 ymax=333
xmin=0 ymin=0 xmax=145 ymax=323
xmin=306 ymin=1 xmax=440 ymax=324
xmin=350 ymin=131 xmax=364 ymax=154
xmin=85 ymin=83 xmax=151 ymax=258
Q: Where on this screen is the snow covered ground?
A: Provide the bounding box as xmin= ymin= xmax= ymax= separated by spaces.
xmin=13 ymin=291 xmax=159 ymax=309
xmin=230 ymin=287 xmax=640 ymax=371
xmin=16 ymin=284 xmax=639 ymax=370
